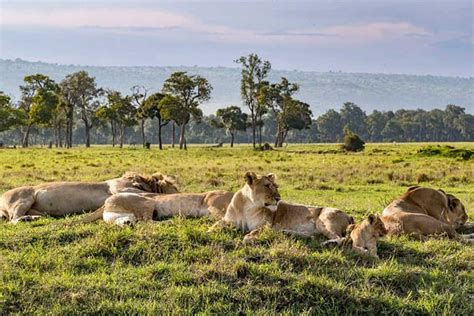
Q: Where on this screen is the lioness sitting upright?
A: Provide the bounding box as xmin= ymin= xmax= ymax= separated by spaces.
xmin=209 ymin=172 xmax=281 ymax=240
xmin=381 ymin=186 xmax=473 ymax=242
xmin=75 ymin=190 xmax=234 ymax=226
xmin=0 ymin=172 xmax=178 ymax=223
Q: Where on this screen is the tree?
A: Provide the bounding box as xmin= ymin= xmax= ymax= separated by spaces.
xmin=316 ymin=109 xmax=343 ymax=142
xmin=60 ymin=71 xmax=101 ymax=147
xmin=161 ymin=72 xmax=212 ymax=149
xmin=235 ymin=54 xmax=271 ymax=147
xmin=98 ymin=90 xmax=137 ymax=148
xmin=340 ymin=102 xmax=368 ymax=139
xmin=366 ymin=110 xmax=388 ymax=142
xmin=0 ymin=92 xmax=24 ymax=133
xmin=18 ymin=74 xmax=60 ymax=147
xmin=212 ymin=106 xmax=248 ymax=147
xmin=278 ymin=99 xmax=312 ymax=146
xmin=131 ymin=85 xmax=148 ymax=147
xmin=142 ymin=92 xmax=168 ymax=149
xmin=259 ymin=77 xmax=309 ymax=147
xmin=381 ymin=119 xmax=404 ymax=141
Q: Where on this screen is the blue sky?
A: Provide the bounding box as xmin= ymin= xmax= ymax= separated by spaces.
xmin=0 ymin=0 xmax=472 ymax=76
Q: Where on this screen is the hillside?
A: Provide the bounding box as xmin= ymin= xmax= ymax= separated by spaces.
xmin=1 ymin=59 xmax=473 ymax=115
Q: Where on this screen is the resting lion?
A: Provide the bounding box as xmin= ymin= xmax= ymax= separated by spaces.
xmin=0 ymin=172 xmax=178 ymax=223
xmin=346 ymin=214 xmax=387 ymax=258
xmin=74 ymin=190 xmax=234 ymax=226
xmin=380 ymin=186 xmax=473 ymax=241
xmin=208 ymin=171 xmax=281 ymax=240
xmin=272 ymin=201 xmax=354 ymax=243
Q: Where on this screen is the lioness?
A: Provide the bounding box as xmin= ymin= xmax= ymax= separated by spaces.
xmin=0 ymin=172 xmax=178 ymax=223
xmin=209 ymin=172 xmax=282 ymax=240
xmin=74 ymin=190 xmax=234 ymax=226
xmin=381 ymin=186 xmax=473 ymax=241
xmin=347 ymin=214 xmax=387 ymax=258
xmin=272 ymin=201 xmax=354 ymax=243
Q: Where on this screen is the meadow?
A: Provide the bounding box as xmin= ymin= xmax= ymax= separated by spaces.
xmin=0 ymin=143 xmax=473 ymax=314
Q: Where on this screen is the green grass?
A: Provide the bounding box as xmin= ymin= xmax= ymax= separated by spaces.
xmin=1 ymin=143 xmax=473 ymax=314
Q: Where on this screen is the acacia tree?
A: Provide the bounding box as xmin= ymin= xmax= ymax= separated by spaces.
xmin=0 ymin=92 xmax=24 ymax=133
xmin=161 ymin=72 xmax=212 ymax=150
xmin=235 ymin=54 xmax=271 ymax=147
xmin=19 ymin=74 xmax=60 ymax=147
xmin=131 ymin=85 xmax=148 ymax=147
xmin=60 ymin=71 xmax=101 ymax=147
xmin=259 ymin=77 xmax=300 ymax=147
xmin=141 ymin=92 xmax=168 ymax=149
xmin=97 ymin=90 xmax=137 ymax=148
xmin=212 ymin=106 xmax=248 ymax=147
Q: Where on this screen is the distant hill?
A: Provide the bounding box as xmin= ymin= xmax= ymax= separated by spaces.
xmin=1 ymin=59 xmax=473 ymax=115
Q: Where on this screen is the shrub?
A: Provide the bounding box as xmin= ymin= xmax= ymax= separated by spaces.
xmin=342 ymin=128 xmax=365 ymax=152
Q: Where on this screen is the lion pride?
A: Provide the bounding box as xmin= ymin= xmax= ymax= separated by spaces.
xmin=0 ymin=172 xmax=178 ymax=223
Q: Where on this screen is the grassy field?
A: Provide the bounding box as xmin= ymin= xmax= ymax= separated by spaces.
xmin=1 ymin=143 xmax=473 ymax=314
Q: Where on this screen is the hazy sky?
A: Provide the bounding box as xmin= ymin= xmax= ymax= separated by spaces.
xmin=0 ymin=0 xmax=472 ymax=76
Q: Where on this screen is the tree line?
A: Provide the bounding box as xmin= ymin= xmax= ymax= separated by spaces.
xmin=1 ymin=54 xmax=473 ymax=148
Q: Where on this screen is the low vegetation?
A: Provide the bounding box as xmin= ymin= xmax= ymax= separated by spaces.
xmin=1 ymin=143 xmax=473 ymax=314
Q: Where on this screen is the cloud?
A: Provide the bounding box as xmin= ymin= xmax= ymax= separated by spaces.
xmin=0 ymin=7 xmax=193 ymax=29
xmin=0 ymin=6 xmax=432 ymax=47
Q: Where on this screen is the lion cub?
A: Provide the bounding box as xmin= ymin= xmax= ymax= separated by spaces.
xmin=347 ymin=214 xmax=387 ymax=258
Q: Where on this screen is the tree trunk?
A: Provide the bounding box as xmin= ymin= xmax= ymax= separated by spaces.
xmin=83 ymin=118 xmax=91 ymax=148
xmin=258 ymin=124 xmax=262 ymax=146
xmin=22 ymin=124 xmax=32 ymax=148
xmin=111 ymin=121 xmax=116 ymax=147
xmin=119 ymin=125 xmax=125 ymax=148
xmin=140 ymin=118 xmax=146 ymax=147
xmin=251 ymin=116 xmax=256 ymax=148
xmin=230 ymin=132 xmax=235 ymax=148
xmin=278 ymin=129 xmax=288 ymax=147
xmin=274 ymin=126 xmax=280 ymax=147
xmin=158 ymin=118 xmax=163 ymax=150
xmin=179 ymin=123 xmax=186 ymax=150
xmin=172 ymin=122 xmax=176 ymax=148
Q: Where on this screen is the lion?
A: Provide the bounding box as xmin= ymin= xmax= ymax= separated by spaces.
xmin=0 ymin=172 xmax=178 ymax=223
xmin=346 ymin=214 xmax=387 ymax=258
xmin=208 ymin=172 xmax=281 ymax=239
xmin=208 ymin=172 xmax=357 ymax=243
xmin=272 ymin=201 xmax=354 ymax=243
xmin=380 ymin=186 xmax=473 ymax=241
xmin=73 ymin=190 xmax=234 ymax=226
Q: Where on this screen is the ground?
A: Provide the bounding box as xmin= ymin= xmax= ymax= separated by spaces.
xmin=0 ymin=143 xmax=473 ymax=314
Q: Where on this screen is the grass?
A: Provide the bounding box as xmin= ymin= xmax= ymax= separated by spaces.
xmin=1 ymin=143 xmax=473 ymax=314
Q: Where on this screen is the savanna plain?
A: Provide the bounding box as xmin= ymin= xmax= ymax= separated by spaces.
xmin=0 ymin=143 xmax=473 ymax=314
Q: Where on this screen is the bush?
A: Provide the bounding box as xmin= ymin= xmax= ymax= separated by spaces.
xmin=342 ymin=128 xmax=365 ymax=152
xmin=418 ymin=145 xmax=473 ymax=160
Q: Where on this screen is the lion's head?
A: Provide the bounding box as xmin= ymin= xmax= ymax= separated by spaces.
xmin=348 ymin=214 xmax=387 ymax=238
xmin=244 ymin=171 xmax=281 ymax=208
xmin=123 ymin=172 xmax=179 ymax=194
xmin=368 ymin=214 xmax=387 ymax=237
xmin=445 ymin=194 xmax=468 ymax=228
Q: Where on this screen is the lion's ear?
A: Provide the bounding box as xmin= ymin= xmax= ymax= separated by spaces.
xmin=152 ymin=173 xmax=164 ymax=181
xmin=368 ymin=214 xmax=375 ymax=224
xmin=447 ymin=195 xmax=459 ymax=210
xmin=267 ymin=173 xmax=277 ymax=183
xmin=245 ymin=171 xmax=257 ymax=185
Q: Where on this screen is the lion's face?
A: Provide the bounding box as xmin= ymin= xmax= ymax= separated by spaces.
xmin=245 ymin=171 xmax=281 ymax=207
xmin=368 ymin=214 xmax=387 ymax=237
xmin=446 ymin=194 xmax=468 ymax=228
xmin=125 ymin=172 xmax=179 ymax=194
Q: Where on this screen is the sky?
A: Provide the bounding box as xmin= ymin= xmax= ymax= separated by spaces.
xmin=0 ymin=0 xmax=472 ymax=76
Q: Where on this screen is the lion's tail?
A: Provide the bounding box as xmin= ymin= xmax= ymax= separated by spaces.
xmin=70 ymin=206 xmax=105 ymax=225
